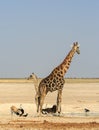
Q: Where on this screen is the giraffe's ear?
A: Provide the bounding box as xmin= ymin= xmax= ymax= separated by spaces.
xmin=76 ymin=42 xmax=78 ymax=45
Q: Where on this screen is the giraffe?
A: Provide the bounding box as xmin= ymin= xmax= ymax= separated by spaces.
xmin=28 ymin=73 xmax=39 ymax=93
xmin=35 ymin=42 xmax=80 ymax=115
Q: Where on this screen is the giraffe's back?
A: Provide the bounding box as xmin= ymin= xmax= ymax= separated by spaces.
xmin=39 ymin=73 xmax=65 ymax=93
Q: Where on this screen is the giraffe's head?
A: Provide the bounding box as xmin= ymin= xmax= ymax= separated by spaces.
xmin=72 ymin=42 xmax=80 ymax=54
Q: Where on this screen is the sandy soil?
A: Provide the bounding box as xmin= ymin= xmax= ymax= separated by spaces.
xmin=0 ymin=82 xmax=99 ymax=129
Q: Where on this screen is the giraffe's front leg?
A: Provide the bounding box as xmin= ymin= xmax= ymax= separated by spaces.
xmin=39 ymin=93 xmax=46 ymax=115
xmin=37 ymin=86 xmax=47 ymax=116
xmin=56 ymin=89 xmax=62 ymax=114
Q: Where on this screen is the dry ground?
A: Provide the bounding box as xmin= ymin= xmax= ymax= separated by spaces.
xmin=0 ymin=79 xmax=99 ymax=129
xmin=1 ymin=119 xmax=99 ymax=130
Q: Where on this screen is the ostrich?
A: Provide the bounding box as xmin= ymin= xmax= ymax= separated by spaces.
xmin=42 ymin=105 xmax=57 ymax=114
xmin=10 ymin=104 xmax=28 ymax=117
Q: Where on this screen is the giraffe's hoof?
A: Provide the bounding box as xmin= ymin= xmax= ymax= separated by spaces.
xmin=53 ymin=112 xmax=61 ymax=116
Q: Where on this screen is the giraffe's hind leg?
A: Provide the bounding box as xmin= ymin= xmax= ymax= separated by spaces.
xmin=35 ymin=86 xmax=47 ymax=116
xmin=56 ymin=89 xmax=62 ymax=114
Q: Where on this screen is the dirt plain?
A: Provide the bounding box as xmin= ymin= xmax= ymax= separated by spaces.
xmin=0 ymin=79 xmax=99 ymax=130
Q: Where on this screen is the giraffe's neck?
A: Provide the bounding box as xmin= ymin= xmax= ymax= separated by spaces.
xmin=56 ymin=48 xmax=76 ymax=76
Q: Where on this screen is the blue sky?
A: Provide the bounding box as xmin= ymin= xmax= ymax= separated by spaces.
xmin=0 ymin=0 xmax=99 ymax=78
